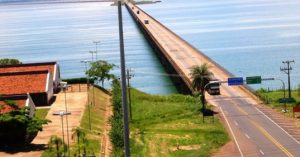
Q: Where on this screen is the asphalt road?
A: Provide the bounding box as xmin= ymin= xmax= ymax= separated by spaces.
xmin=126 ymin=3 xmax=300 ymax=156
xmin=210 ymin=85 xmax=300 ymax=157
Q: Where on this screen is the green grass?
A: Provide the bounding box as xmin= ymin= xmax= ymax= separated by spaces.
xmin=72 ymin=87 xmax=109 ymax=156
xmin=130 ymin=89 xmax=229 ymax=157
xmin=35 ymin=108 xmax=49 ymax=119
xmin=256 ymin=89 xmax=300 ymax=118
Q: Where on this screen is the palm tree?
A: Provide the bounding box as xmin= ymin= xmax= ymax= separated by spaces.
xmin=48 ymin=135 xmax=64 ymax=157
xmin=189 ymin=63 xmax=213 ymax=110
xmin=72 ymin=127 xmax=89 ymax=156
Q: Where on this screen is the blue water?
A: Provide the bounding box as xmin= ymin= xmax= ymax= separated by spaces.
xmin=0 ymin=2 xmax=177 ymax=94
xmin=139 ymin=0 xmax=300 ymax=90
xmin=1 ymin=0 xmax=300 ymax=94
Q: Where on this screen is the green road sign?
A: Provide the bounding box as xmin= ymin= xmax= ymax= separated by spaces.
xmin=246 ymin=76 xmax=262 ymax=84
xmin=279 ymin=97 xmax=296 ymax=103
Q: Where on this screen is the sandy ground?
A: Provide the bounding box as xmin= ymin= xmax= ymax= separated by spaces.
xmin=0 ymin=91 xmax=87 ymax=157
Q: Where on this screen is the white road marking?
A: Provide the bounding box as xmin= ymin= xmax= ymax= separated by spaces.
xmin=220 ymin=106 xmax=244 ymax=157
xmin=259 ymin=149 xmax=264 ymax=155
xmin=245 ymin=133 xmax=250 ymax=139
xmin=255 ymin=107 xmax=300 ymax=144
xmin=234 ymin=121 xmax=239 ymax=126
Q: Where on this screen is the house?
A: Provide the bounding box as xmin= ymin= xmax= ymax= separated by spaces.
xmin=0 ymin=70 xmax=54 ymax=106
xmin=0 ymin=94 xmax=35 ymax=117
xmin=0 ymin=62 xmax=61 ymax=93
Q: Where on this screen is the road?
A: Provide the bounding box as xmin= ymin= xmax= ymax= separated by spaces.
xmin=211 ymin=86 xmax=300 ymax=156
xmin=126 ymin=2 xmax=300 ymax=156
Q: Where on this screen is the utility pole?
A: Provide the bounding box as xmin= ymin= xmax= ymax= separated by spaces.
xmin=89 ymin=50 xmax=97 ymax=106
xmin=126 ymin=69 xmax=134 ymax=120
xmin=60 ymin=113 xmax=65 ymax=156
xmin=81 ymin=60 xmax=92 ymax=130
xmin=92 ymin=77 xmax=96 ymax=106
xmin=64 ymin=87 xmax=70 ymax=157
xmin=53 ymin=111 xmax=71 ymax=157
xmin=93 ymin=41 xmax=100 ymax=60
xmin=61 ymin=83 xmax=71 ymax=157
xmin=280 ymin=60 xmax=294 ymax=98
xmin=276 ymin=78 xmax=287 ymax=112
xmin=118 ymin=0 xmax=131 ymax=156
xmin=89 ymin=50 xmax=96 ymax=62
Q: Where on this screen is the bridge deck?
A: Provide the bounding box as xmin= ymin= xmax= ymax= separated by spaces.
xmin=126 ymin=2 xmax=231 ymax=91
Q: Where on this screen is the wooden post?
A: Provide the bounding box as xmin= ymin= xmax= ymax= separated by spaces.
xmin=293 ymin=107 xmax=296 ymax=118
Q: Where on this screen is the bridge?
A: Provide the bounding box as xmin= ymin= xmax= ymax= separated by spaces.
xmin=125 ymin=2 xmax=300 ymax=156
xmin=126 ymin=2 xmax=232 ymax=93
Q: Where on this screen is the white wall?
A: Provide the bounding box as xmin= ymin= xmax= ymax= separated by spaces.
xmin=53 ymin=63 xmax=61 ymax=91
xmin=46 ymin=72 xmax=54 ymax=104
xmin=26 ymin=94 xmax=35 ymax=117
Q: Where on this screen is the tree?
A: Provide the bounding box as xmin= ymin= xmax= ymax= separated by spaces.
xmin=71 ymin=127 xmax=88 ymax=156
xmin=0 ymin=58 xmax=22 ymax=65
xmin=47 ymin=135 xmax=64 ymax=157
xmin=86 ymin=60 xmax=115 ymax=87
xmin=0 ymin=99 xmax=49 ymax=145
xmin=189 ymin=63 xmax=213 ymax=110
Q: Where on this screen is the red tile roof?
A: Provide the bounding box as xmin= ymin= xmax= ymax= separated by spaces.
xmin=0 ymin=71 xmax=48 ymax=95
xmin=0 ymin=62 xmax=56 ymax=79
xmin=0 ymin=95 xmax=27 ymax=114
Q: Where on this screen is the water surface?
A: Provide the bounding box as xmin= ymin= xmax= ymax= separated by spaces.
xmin=0 ymin=2 xmax=177 ymax=94
xmin=140 ymin=0 xmax=300 ymax=90
xmin=2 ymin=0 xmax=300 ymax=94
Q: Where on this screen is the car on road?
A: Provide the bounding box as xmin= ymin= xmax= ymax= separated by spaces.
xmin=207 ymin=81 xmax=221 ymax=95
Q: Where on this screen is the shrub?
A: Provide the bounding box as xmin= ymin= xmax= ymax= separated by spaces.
xmin=0 ymin=102 xmax=49 ymax=145
xmin=43 ymin=135 xmax=66 ymax=157
xmin=109 ymin=79 xmax=124 ymax=157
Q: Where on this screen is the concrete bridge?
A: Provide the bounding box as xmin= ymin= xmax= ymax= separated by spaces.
xmin=125 ymin=2 xmax=232 ymax=94
xmin=125 ymin=2 xmax=300 ymax=157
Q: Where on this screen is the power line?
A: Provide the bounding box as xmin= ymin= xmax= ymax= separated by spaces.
xmin=126 ymin=68 xmax=134 ymax=120
xmin=93 ymin=41 xmax=100 ymax=61
xmin=280 ymin=60 xmax=295 ymax=98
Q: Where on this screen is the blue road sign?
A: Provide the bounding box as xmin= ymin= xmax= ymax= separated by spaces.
xmin=228 ymin=77 xmax=244 ymax=86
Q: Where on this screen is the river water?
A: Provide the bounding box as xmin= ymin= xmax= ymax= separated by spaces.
xmin=1 ymin=0 xmax=300 ymax=94
xmin=0 ymin=1 xmax=177 ymax=94
xmin=139 ymin=0 xmax=300 ymax=90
